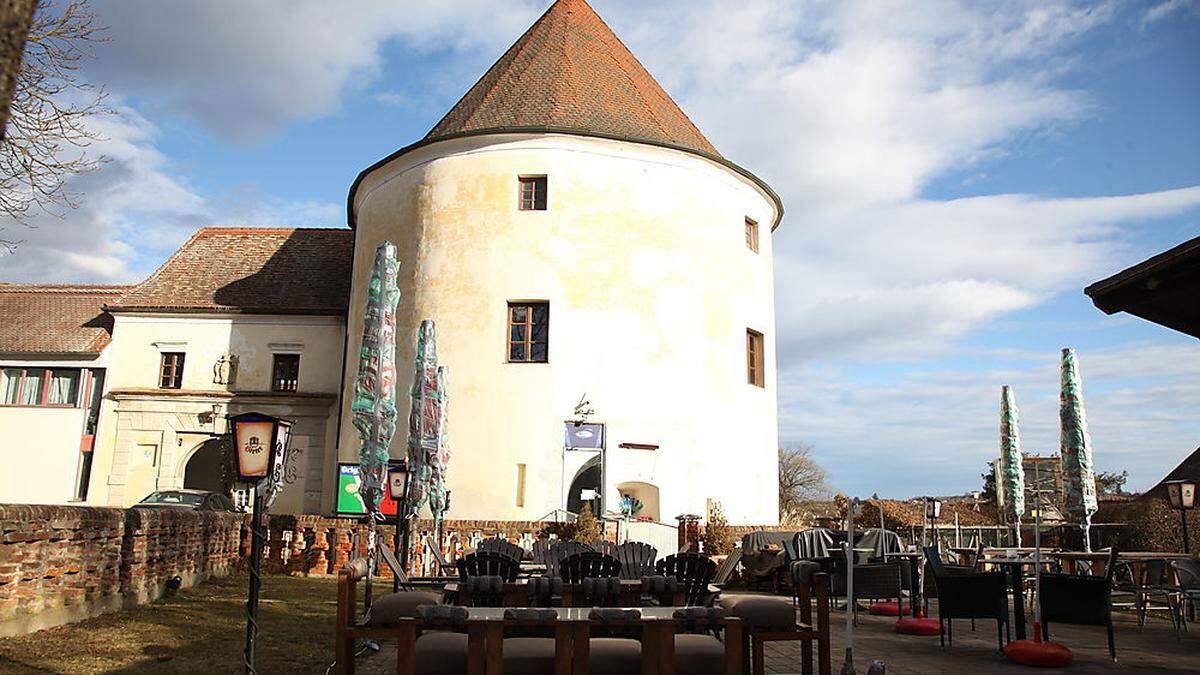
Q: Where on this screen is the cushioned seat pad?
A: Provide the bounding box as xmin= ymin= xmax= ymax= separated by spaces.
xmin=675 ymin=634 xmax=726 ymax=675
xmin=365 ymin=591 xmax=443 ymax=627
xmin=718 ymin=596 xmax=797 ymax=630
xmin=415 ymin=632 xmax=468 ymax=675
xmin=588 ymin=638 xmax=641 ymax=675
xmin=502 ymin=637 xmax=557 ymax=675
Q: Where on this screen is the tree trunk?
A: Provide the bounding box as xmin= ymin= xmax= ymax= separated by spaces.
xmin=0 ymin=0 xmax=36 ymax=141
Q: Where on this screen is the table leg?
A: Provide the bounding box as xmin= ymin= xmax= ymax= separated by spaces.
xmin=1009 ymin=565 xmax=1025 ymax=641
xmin=657 ymin=622 xmax=676 ymax=675
xmin=573 ymin=621 xmax=591 ymax=675
xmin=467 ymin=622 xmax=486 ymax=675
xmin=641 ymin=621 xmax=660 ymax=675
xmin=555 ymin=622 xmax=574 ymax=675
xmin=395 ymin=622 xmax=416 ymax=675
xmin=484 ymin=622 xmax=503 ymax=675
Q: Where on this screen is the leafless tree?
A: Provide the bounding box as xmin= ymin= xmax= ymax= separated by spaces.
xmin=1 ymin=0 xmax=108 ymax=252
xmin=778 ymin=444 xmax=829 ymax=520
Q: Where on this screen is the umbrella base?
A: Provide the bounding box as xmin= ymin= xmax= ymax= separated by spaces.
xmin=895 ymin=616 xmax=941 ymax=635
xmin=1004 ymin=625 xmax=1072 ymax=668
xmin=869 ymin=601 xmax=901 ymax=616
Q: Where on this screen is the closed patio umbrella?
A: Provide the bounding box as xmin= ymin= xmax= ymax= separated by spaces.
xmin=1059 ymin=348 xmax=1098 ymax=552
xmin=999 ymin=385 xmax=1026 ymax=547
xmin=350 ymin=241 xmax=400 ymax=609
xmin=406 ymin=320 xmax=449 ymax=530
xmin=351 ymin=241 xmax=401 ymax=517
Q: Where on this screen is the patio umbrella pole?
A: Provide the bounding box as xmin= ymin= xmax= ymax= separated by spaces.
xmin=1003 ymin=462 xmax=1072 ymax=666
xmin=841 ymin=498 xmax=859 ymax=675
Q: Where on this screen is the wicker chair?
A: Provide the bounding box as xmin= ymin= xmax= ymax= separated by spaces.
xmin=1040 ymin=547 xmax=1119 ymax=660
xmin=847 ymin=561 xmax=905 ymax=625
xmin=925 ymin=546 xmax=1010 ymax=651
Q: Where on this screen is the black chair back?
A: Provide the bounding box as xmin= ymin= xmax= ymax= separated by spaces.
xmin=560 ymin=551 xmax=621 ymax=582
xmin=711 ymin=548 xmax=743 ymax=586
xmin=456 ymin=551 xmax=520 ymax=581
xmin=1038 ymin=547 xmax=1119 ymax=660
xmin=547 ymin=540 xmax=594 ymax=577
xmin=614 ymin=541 xmax=657 ymax=580
xmin=531 ymin=538 xmax=555 ymax=565
xmin=476 ymin=536 xmax=525 ymax=561
xmin=654 ymin=553 xmax=717 ymax=605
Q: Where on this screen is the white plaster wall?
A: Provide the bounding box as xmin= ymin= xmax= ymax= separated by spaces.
xmin=344 ymin=133 xmax=780 ymax=525
xmin=88 ymin=314 xmax=345 ymax=510
xmin=0 ymin=406 xmax=88 ymax=504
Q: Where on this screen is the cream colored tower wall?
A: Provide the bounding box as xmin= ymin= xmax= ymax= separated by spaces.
xmin=344 ymin=134 xmax=779 ymax=525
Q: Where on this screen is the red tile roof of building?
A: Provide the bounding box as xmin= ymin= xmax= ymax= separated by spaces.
xmin=425 ymin=0 xmax=719 ymax=157
xmin=0 ymin=285 xmax=125 ymax=354
xmin=110 ymin=228 xmax=353 ymax=315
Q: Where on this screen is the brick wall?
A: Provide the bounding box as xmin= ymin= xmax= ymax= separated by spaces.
xmin=0 ymin=504 xmax=246 ymax=637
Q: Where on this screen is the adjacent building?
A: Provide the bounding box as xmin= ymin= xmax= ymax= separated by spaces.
xmin=0 ymin=0 xmax=783 ymax=525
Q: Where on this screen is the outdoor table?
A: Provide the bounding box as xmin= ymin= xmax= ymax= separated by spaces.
xmin=345 ymin=605 xmax=742 ymax=675
xmin=979 ymin=557 xmax=1044 ymax=640
xmin=1048 ymin=551 xmax=1193 ymax=577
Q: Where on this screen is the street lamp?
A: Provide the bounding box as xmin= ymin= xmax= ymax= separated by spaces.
xmin=925 ymin=497 xmax=942 ymax=549
xmin=1164 ymin=479 xmax=1197 ymax=552
xmin=228 ymin=412 xmax=293 ymax=675
xmin=386 ymin=460 xmax=410 ymax=593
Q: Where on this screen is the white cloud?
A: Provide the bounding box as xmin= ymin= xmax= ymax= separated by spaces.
xmin=0 ymin=102 xmax=342 ymax=284
xmin=1142 ymin=0 xmax=1198 ymax=26
xmin=88 ymin=0 xmax=545 ymax=141
xmin=780 ymin=342 xmax=1200 ymax=497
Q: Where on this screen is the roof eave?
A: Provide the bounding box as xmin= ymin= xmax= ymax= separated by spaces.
xmin=104 ymin=305 xmax=348 ymax=318
xmin=347 ymin=127 xmax=784 ymax=231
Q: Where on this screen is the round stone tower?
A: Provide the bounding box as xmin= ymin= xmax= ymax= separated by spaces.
xmin=340 ymin=0 xmax=783 ymax=525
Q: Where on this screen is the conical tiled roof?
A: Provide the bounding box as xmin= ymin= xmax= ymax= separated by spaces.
xmin=425 ymin=0 xmax=719 ymax=157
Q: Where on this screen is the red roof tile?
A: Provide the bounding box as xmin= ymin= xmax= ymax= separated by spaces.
xmin=0 ymin=285 xmax=124 ymax=354
xmin=426 ymin=0 xmax=719 ymax=157
xmin=111 ymin=228 xmax=353 ymax=315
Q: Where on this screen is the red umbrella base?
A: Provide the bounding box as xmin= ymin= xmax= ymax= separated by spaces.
xmin=869 ymin=601 xmax=901 ymax=616
xmin=1004 ymin=639 xmax=1073 ymax=667
xmin=895 ymin=617 xmax=942 ymax=635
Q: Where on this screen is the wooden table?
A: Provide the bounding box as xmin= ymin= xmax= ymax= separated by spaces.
xmin=1049 ymin=551 xmax=1193 ymax=576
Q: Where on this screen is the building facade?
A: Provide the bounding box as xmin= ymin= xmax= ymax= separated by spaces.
xmin=1 ymin=0 xmax=783 ymax=525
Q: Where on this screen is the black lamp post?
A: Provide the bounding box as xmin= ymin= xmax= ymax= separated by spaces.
xmin=228 ymin=412 xmax=293 ymax=675
xmin=1164 ymin=479 xmax=1197 ymax=553
xmin=387 ymin=460 xmax=410 ymax=593
xmin=924 ymin=497 xmax=942 ymax=549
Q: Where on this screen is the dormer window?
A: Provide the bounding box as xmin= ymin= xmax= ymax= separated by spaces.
xmin=519 ymin=176 xmax=548 ymax=210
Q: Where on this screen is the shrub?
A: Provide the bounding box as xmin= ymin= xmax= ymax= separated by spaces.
xmin=575 ymin=502 xmax=602 ymax=545
xmin=703 ymin=501 xmax=735 ymax=555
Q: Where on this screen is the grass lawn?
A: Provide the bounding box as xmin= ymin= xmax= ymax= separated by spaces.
xmin=0 ymin=573 xmax=375 ymax=674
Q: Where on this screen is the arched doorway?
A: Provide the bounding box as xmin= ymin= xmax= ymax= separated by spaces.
xmin=567 ymin=458 xmax=602 ymax=515
xmin=183 ymin=438 xmax=232 ymax=493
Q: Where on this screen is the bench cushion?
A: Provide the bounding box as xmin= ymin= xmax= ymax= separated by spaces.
xmin=589 ymin=638 xmax=642 ymax=675
xmin=365 ymin=590 xmax=443 ymax=627
xmin=415 ymin=632 xmax=468 ymax=675
xmin=675 ymin=634 xmax=726 ymax=675
xmin=718 ymin=596 xmax=797 ymax=630
xmin=502 ymin=637 xmax=557 ymax=675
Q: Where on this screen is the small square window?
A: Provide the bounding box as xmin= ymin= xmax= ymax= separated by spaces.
xmin=745 ymin=217 xmax=759 ymax=253
xmin=746 ymin=329 xmax=764 ymax=387
xmin=519 ymin=176 xmax=547 ymax=211
xmin=508 ymin=302 xmax=549 ymax=362
xmin=159 ymin=352 xmax=185 ymax=389
xmin=272 ymin=354 xmax=300 ymax=392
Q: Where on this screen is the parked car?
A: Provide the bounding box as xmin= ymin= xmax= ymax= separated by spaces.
xmin=133 ymin=489 xmax=240 ymax=512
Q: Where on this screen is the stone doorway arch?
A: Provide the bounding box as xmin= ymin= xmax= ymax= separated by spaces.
xmin=567 ymin=457 xmax=602 ymax=515
xmin=183 ymin=437 xmax=232 ymax=494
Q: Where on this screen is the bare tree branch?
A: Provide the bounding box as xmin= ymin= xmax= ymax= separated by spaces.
xmin=778 ymin=444 xmax=830 ymax=523
xmin=0 ymin=0 xmax=109 ymax=253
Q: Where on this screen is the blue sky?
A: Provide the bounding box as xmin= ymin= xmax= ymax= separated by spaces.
xmin=2 ymin=0 xmax=1198 ymax=498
